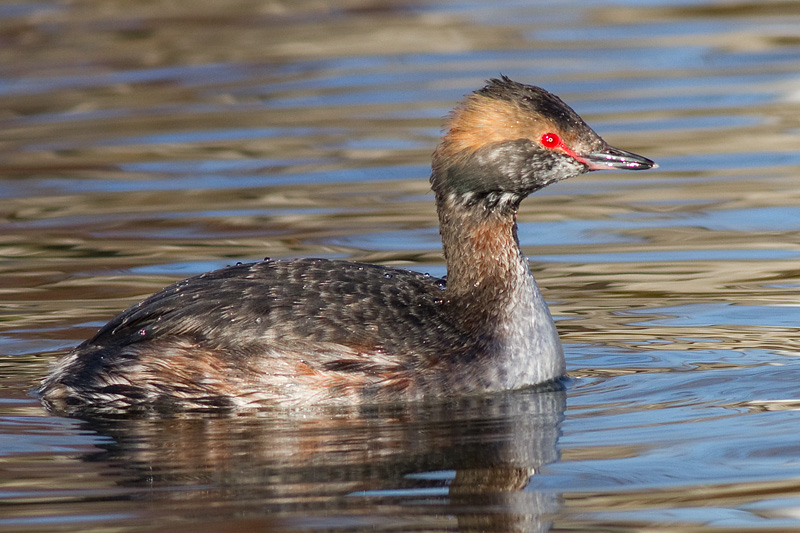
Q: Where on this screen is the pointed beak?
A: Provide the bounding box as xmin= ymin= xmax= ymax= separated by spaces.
xmin=582 ymin=145 xmax=657 ymax=171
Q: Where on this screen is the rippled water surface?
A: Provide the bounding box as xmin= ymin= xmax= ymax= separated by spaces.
xmin=4 ymin=0 xmax=800 ymax=531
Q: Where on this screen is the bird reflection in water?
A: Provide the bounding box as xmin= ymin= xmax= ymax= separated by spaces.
xmin=75 ymin=386 xmax=565 ymax=532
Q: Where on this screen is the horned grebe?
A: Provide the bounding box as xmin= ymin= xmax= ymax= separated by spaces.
xmin=40 ymin=77 xmax=655 ymax=413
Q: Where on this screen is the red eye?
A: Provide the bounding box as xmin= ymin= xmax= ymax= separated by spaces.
xmin=541 ymin=132 xmax=561 ymax=148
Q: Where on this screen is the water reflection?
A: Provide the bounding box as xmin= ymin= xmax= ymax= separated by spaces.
xmin=72 ymin=387 xmax=565 ymax=532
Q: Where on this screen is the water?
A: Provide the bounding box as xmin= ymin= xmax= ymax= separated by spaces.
xmin=3 ymin=0 xmax=800 ymax=530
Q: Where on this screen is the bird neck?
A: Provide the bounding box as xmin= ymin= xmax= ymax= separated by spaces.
xmin=434 ymin=189 xmax=565 ymax=388
xmin=436 ymin=192 xmax=533 ymax=331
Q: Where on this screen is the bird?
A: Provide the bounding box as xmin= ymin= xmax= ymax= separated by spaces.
xmin=39 ymin=76 xmax=656 ymax=413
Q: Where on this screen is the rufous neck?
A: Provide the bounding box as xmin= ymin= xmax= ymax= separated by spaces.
xmin=436 ymin=193 xmax=531 ymax=329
